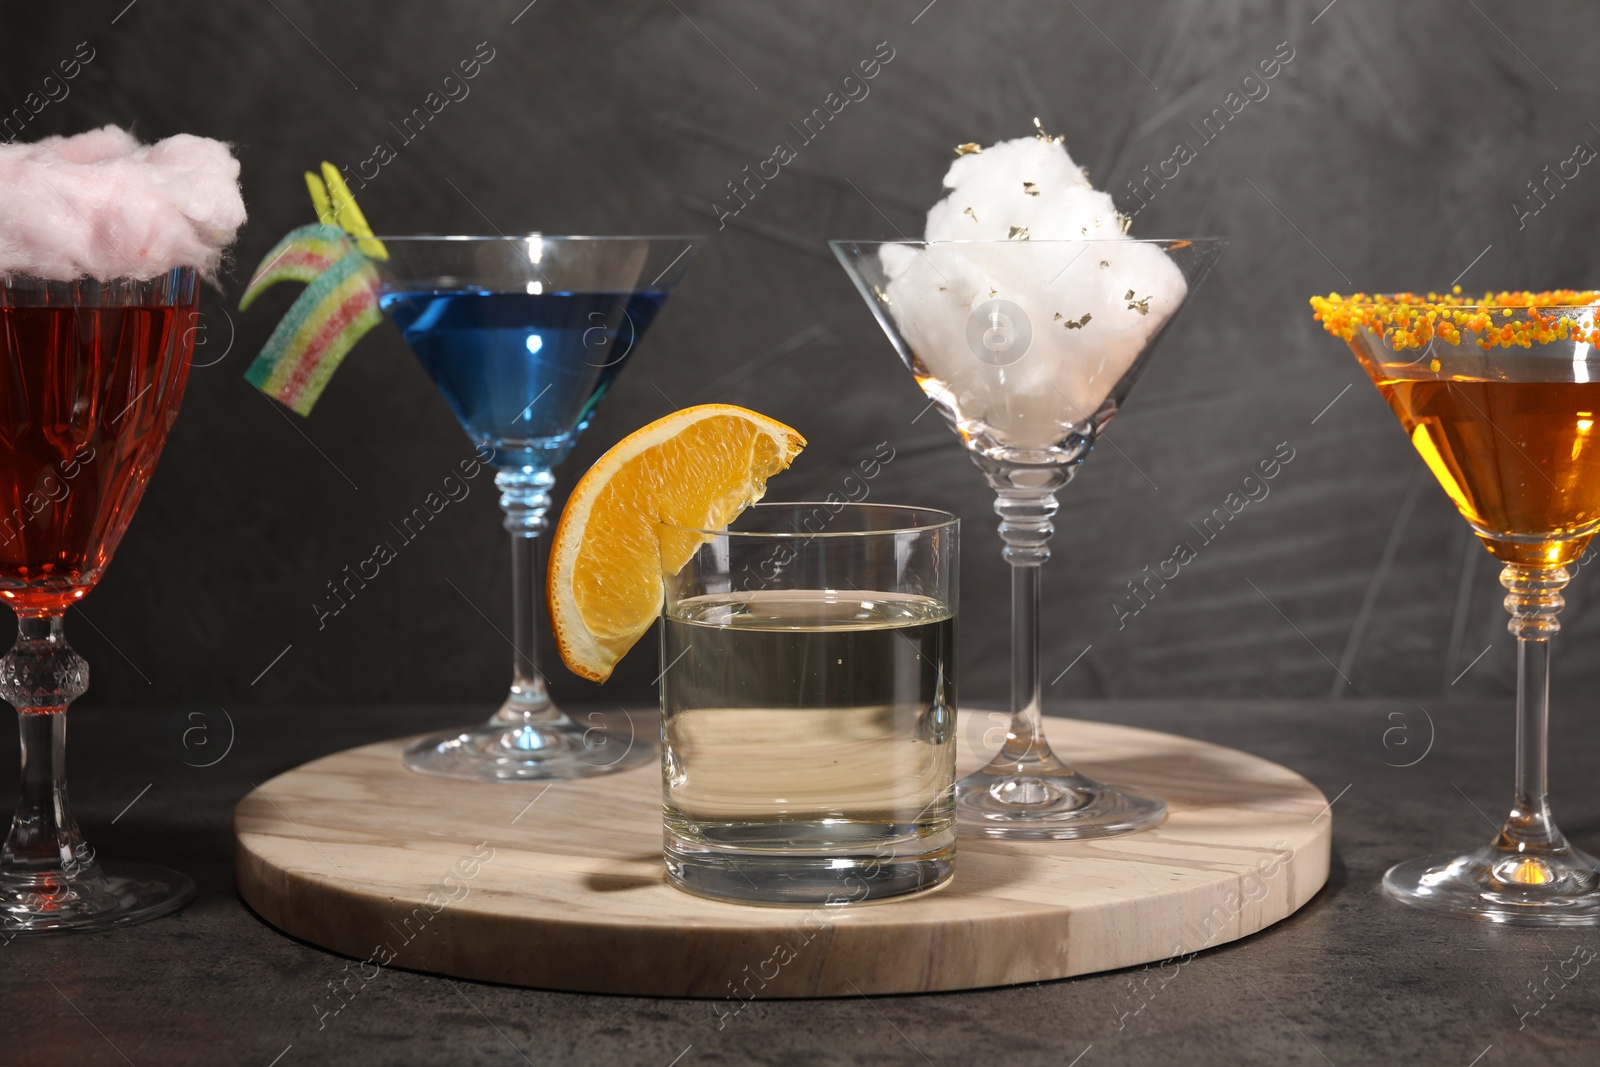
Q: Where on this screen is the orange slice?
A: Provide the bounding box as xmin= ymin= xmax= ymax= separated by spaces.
xmin=548 ymin=404 xmax=806 ymax=682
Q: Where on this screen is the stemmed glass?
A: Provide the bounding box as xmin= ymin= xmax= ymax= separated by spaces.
xmin=378 ymin=236 xmax=702 ymax=781
xmin=833 ymin=238 xmax=1225 ymax=838
xmin=0 ymin=268 xmax=199 ymax=931
xmin=1326 ymin=296 xmax=1600 ymax=923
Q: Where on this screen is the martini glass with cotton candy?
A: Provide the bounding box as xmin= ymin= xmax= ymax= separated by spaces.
xmin=0 ymin=125 xmax=246 ymax=927
xmin=833 ymin=129 xmax=1223 ymax=838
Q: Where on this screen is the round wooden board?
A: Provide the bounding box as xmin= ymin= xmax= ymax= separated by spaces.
xmin=235 ymin=710 xmax=1329 ymax=998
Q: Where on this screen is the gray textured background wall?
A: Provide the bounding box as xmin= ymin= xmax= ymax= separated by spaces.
xmin=5 ymin=0 xmax=1598 ymax=712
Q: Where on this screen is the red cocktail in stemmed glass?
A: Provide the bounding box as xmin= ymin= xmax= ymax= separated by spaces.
xmin=0 ymin=267 xmax=199 ymax=932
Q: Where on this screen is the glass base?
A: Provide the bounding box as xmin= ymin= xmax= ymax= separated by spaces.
xmin=956 ymin=767 xmax=1166 ymax=839
xmin=1383 ymin=844 xmax=1600 ymax=926
xmin=403 ymin=716 xmax=651 ymax=781
xmin=0 ymin=861 xmax=194 ymax=935
xmin=664 ymin=835 xmax=954 ymax=906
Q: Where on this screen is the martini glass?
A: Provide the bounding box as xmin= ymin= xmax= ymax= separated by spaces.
xmin=0 ymin=267 xmax=199 ymax=932
xmin=1330 ymin=297 xmax=1600 ymax=924
xmin=379 ymin=236 xmax=701 ymax=781
xmin=832 ymin=238 xmax=1225 ymax=838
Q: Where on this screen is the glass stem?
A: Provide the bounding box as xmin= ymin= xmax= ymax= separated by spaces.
xmin=1498 ymin=563 xmax=1567 ymax=853
xmin=493 ymin=468 xmax=561 ymax=728
xmin=1 ymin=615 xmax=93 ymax=878
xmin=1005 ymin=561 xmax=1048 ymax=759
xmin=992 ymin=483 xmax=1068 ymax=769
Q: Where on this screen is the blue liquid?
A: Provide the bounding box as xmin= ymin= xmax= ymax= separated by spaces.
xmin=378 ymin=289 xmax=670 ymax=469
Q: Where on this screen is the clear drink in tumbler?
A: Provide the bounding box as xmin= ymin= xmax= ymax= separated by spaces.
xmin=659 ymin=503 xmax=958 ymax=905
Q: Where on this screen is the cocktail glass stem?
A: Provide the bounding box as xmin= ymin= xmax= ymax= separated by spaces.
xmin=954 ymin=469 xmax=1165 ymax=838
xmin=1488 ymin=565 xmax=1583 ymax=874
xmin=2 ymin=616 xmax=91 ymax=880
xmin=401 ymin=466 xmax=646 ymax=780
xmin=1383 ymin=562 xmax=1600 ymax=923
xmin=1005 ymin=562 xmax=1046 ymax=761
xmin=1505 ymin=565 xmax=1563 ymax=857
xmin=492 ymin=467 xmax=562 ymax=731
xmin=1 ymin=614 xmax=193 ymax=933
xmin=991 ymin=485 xmax=1069 ymax=774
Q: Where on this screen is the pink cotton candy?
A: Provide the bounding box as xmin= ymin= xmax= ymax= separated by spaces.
xmin=0 ymin=125 xmax=246 ymax=282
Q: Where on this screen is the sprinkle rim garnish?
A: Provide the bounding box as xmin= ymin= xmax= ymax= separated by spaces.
xmin=1310 ymin=289 xmax=1600 ymax=350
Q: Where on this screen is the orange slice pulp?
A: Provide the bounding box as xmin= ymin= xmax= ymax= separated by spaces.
xmin=547 ymin=404 xmax=806 ymax=682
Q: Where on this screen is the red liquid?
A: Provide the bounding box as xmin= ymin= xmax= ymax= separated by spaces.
xmin=0 ymin=300 xmax=196 ymax=615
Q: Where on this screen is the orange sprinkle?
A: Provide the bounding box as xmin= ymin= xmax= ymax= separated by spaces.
xmin=1309 ymin=290 xmax=1600 ymax=350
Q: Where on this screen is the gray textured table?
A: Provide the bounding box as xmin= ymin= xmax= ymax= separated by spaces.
xmin=5 ymin=698 xmax=1599 ymax=1066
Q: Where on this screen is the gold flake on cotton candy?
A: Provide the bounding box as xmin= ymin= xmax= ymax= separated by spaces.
xmin=1125 ymin=291 xmax=1151 ymax=316
xmin=1008 ymin=226 xmax=1030 ymax=240
xmin=964 ymin=206 xmax=979 ymax=223
xmin=988 ymin=287 xmax=998 ymax=298
xmin=1023 ymin=181 xmax=1040 ymax=196
xmin=1100 ymin=260 xmax=1110 ymax=268
xmin=1032 ymin=116 xmax=1063 ymax=145
xmin=873 ymin=285 xmax=891 ymax=306
xmin=1063 ymin=313 xmax=1092 ymax=330
xmin=1118 ymin=213 xmax=1133 ymax=234
xmin=954 ymin=143 xmax=982 ymax=157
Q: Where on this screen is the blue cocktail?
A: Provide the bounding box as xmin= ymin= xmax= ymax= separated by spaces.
xmin=374 ymin=237 xmax=702 ymax=780
xmin=379 ymin=289 xmax=670 ymax=470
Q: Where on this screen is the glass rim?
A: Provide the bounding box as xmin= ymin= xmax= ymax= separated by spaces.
xmin=367 ymin=234 xmax=707 ymax=244
xmin=828 ymin=236 xmax=1229 ymax=249
xmin=660 ymin=501 xmax=958 ymax=538
xmin=0 ymin=266 xmax=200 ymax=307
xmin=0 ymin=264 xmax=199 ymax=284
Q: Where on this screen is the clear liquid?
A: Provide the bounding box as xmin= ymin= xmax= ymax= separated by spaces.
xmin=660 ymin=590 xmax=956 ymax=903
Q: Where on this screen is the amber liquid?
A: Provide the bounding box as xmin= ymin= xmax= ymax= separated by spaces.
xmin=0 ymin=301 xmax=194 ymax=614
xmin=1371 ymin=375 xmax=1600 ymax=565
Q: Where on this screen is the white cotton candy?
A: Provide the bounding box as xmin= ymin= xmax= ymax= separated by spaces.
xmin=881 ymin=135 xmax=1186 ymax=455
xmin=0 ymin=125 xmax=246 ymax=282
